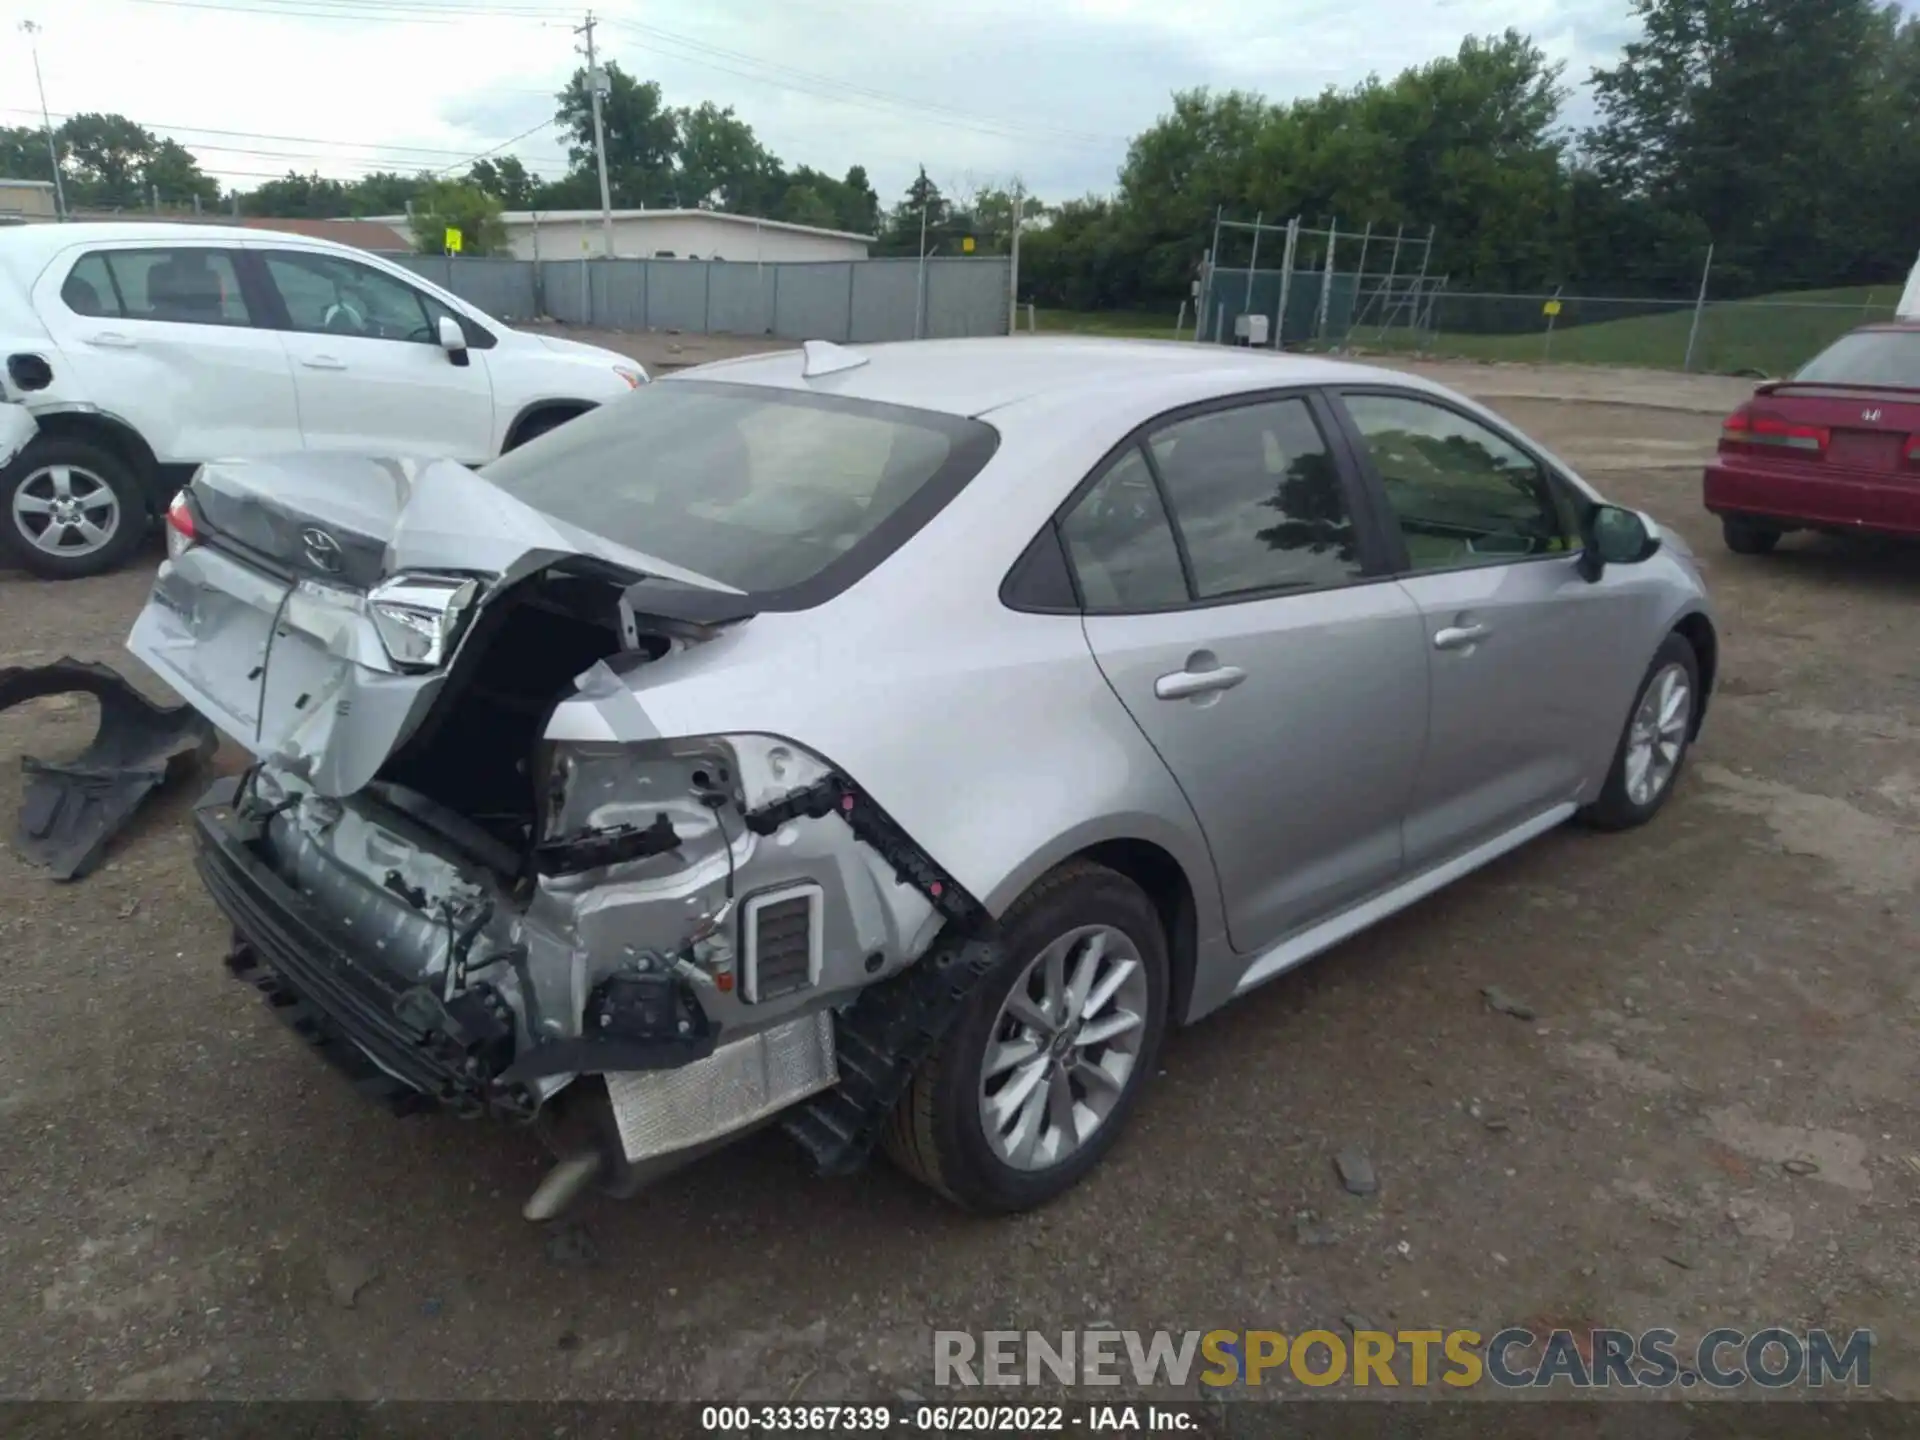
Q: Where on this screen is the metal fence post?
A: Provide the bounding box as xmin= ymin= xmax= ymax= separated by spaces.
xmin=1243 ymin=212 xmax=1263 ymax=337
xmin=1682 ymin=243 xmax=1715 ymax=373
xmin=1316 ymin=218 xmax=1338 ymax=342
xmin=1197 ymin=206 xmax=1223 ymax=343
xmin=1272 ymin=218 xmax=1299 ymax=349
xmin=1542 ymin=283 xmax=1564 ymax=362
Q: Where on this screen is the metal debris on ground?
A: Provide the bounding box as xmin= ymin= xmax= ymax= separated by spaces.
xmin=0 ymin=658 xmax=216 ymax=881
xmin=1782 ymin=1158 xmax=1820 ymax=1177
xmin=1482 ymin=985 xmax=1537 ymax=1021
xmin=1334 ymin=1148 xmax=1379 ymax=1196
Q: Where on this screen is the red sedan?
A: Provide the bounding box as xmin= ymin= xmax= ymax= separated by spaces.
xmin=1703 ymin=321 xmax=1920 ymax=553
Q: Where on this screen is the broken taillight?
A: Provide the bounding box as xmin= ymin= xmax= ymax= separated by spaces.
xmin=164 ymin=493 xmax=197 ymax=561
xmin=1720 ymin=407 xmax=1829 ymax=455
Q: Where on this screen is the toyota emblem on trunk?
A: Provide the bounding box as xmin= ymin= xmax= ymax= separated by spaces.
xmin=302 ymin=527 xmax=343 ymax=573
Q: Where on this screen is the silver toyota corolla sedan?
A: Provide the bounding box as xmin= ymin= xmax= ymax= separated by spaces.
xmin=129 ymin=336 xmax=1715 ymax=1219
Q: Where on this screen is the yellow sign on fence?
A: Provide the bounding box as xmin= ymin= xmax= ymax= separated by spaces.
xmin=962 ymin=236 xmax=975 ymax=253
xmin=1542 ymin=298 xmax=1562 ymax=317
xmin=444 ymin=227 xmax=463 ymax=254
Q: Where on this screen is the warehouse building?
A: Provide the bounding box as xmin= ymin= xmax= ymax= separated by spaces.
xmin=367 ymin=208 xmax=873 ymax=263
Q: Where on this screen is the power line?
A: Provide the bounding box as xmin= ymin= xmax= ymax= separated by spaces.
xmin=101 ymin=0 xmax=1124 ymax=148
xmin=430 ymin=119 xmax=561 ymax=175
xmin=0 ymin=106 xmax=499 ymax=158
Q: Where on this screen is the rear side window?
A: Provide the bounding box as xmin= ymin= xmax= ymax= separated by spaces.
xmin=1059 ymin=446 xmax=1189 ymax=610
xmin=1793 ymin=330 xmax=1920 ymax=387
xmin=1148 ymin=397 xmax=1362 ymax=598
xmin=61 ymin=248 xmax=251 ymax=326
xmin=478 ymin=380 xmax=998 ymax=600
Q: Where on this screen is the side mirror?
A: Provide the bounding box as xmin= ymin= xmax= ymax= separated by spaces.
xmin=437 ymin=314 xmax=470 ymax=367
xmin=1579 ymin=504 xmax=1661 ymax=580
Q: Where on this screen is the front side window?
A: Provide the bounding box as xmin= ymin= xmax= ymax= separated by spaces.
xmin=1341 ymin=393 xmax=1578 ymax=571
xmin=1059 ymin=446 xmax=1189 ymax=611
xmin=62 ymin=248 xmax=251 ymax=326
xmin=262 ymin=251 xmax=439 ymax=343
xmin=1148 ymin=397 xmax=1362 ymax=598
xmin=478 ymin=380 xmax=997 ymax=597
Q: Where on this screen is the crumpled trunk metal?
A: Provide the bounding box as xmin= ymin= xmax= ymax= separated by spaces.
xmin=0 ymin=658 xmax=218 ymax=880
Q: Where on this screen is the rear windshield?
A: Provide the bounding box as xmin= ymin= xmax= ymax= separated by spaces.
xmin=1792 ymin=330 xmax=1920 ymax=387
xmin=478 ymin=380 xmax=998 ymax=599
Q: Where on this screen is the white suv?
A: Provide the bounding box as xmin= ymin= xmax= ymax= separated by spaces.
xmin=0 ymin=222 xmax=647 ymax=578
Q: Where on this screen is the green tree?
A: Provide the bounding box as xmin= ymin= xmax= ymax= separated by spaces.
xmin=58 ymin=112 xmax=152 ymax=207
xmin=346 ymin=170 xmax=433 ymax=216
xmin=0 ymin=124 xmax=63 ymax=187
xmin=143 ymin=137 xmax=219 ymax=208
xmin=673 ymin=100 xmax=782 ymax=211
xmin=1587 ymin=0 xmax=1890 ymax=290
xmin=468 ymin=155 xmax=539 ymax=209
xmin=408 ymin=180 xmax=509 ymax=255
xmin=837 ymin=165 xmax=880 ymax=235
xmin=556 ymin=61 xmax=678 ymax=207
xmin=240 ymin=170 xmax=350 ymax=218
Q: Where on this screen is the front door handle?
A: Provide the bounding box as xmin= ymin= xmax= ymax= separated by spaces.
xmin=85 ymin=331 xmax=135 ymax=349
xmin=1154 ymin=664 xmax=1247 ymax=700
xmin=1433 ymin=623 xmax=1490 ymax=651
xmin=301 ymin=355 xmax=347 ymax=370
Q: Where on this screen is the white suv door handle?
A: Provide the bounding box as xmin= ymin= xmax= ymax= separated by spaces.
xmin=85 ymin=331 xmax=136 ymax=349
xmin=1434 ymin=623 xmax=1490 ymax=650
xmin=301 ymin=355 xmax=347 ymax=370
xmin=1154 ymin=664 xmax=1247 ymax=700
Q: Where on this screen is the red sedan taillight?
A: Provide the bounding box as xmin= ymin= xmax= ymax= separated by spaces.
xmin=165 ymin=492 xmax=197 ymax=561
xmin=1720 ymin=407 xmax=1830 ymax=455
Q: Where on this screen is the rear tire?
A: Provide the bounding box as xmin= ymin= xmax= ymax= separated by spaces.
xmin=1579 ymin=632 xmax=1701 ymax=832
xmin=883 ymin=861 xmax=1169 ymax=1213
xmin=1721 ymin=515 xmax=1781 ymax=555
xmin=0 ymin=435 xmax=147 ymax=579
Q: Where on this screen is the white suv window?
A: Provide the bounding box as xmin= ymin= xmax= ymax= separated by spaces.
xmin=62 ymin=248 xmax=252 ymax=326
xmin=261 ymin=250 xmax=461 ymax=345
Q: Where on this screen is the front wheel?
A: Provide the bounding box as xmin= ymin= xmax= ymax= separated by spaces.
xmin=1579 ymin=632 xmax=1701 ymax=831
xmin=884 ymin=861 xmax=1169 ymax=1212
xmin=0 ymin=435 xmax=147 ymax=579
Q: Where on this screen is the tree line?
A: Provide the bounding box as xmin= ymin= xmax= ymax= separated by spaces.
xmin=4 ymin=0 xmax=1915 ymax=304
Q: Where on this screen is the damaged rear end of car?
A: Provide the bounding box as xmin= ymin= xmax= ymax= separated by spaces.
xmin=131 ymin=379 xmax=1006 ymax=1216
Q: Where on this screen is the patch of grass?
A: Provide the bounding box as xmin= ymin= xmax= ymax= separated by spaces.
xmin=1353 ymin=284 xmax=1899 ymax=376
xmin=1030 ymin=307 xmax=1190 ymax=339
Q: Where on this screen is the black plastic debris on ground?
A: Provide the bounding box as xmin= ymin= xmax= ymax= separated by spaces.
xmin=0 ymin=657 xmax=217 ymax=881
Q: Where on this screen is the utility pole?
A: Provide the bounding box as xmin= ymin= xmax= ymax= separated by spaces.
xmin=1007 ymin=180 xmax=1022 ymax=335
xmin=20 ymin=22 xmax=67 ymax=221
xmin=575 ymin=11 xmax=615 ymax=258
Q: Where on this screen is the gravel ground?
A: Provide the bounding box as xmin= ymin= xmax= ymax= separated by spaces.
xmin=1 ymin=349 xmax=1915 ymax=1404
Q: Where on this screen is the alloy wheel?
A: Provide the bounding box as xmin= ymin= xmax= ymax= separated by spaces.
xmin=1624 ymin=661 xmax=1692 ymax=806
xmin=11 ymin=465 xmax=121 ymax=558
xmin=977 ymin=923 xmax=1149 ymax=1172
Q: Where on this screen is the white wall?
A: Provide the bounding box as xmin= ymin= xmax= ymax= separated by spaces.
xmin=505 ymin=214 xmax=867 ymax=263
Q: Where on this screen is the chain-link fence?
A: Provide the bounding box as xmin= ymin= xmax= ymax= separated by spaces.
xmin=1190 ymin=212 xmax=1905 ymax=377
xmin=1336 ymin=289 xmax=1899 ymax=377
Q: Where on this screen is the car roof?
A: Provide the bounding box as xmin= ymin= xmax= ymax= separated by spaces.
xmin=0 ymin=221 xmax=364 ymax=293
xmin=675 ymin=336 xmax=1427 ymax=418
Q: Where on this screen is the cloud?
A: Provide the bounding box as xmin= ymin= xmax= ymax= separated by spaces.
xmin=0 ymin=0 xmax=1647 ymax=205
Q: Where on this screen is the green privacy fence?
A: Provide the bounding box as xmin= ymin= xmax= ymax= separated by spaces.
xmin=1196 ymin=269 xmax=1366 ymax=347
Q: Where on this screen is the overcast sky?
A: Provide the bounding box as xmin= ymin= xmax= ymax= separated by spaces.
xmin=1 ymin=0 xmax=1642 ymax=208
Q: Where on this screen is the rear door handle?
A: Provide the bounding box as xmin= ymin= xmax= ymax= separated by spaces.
xmin=1433 ymin=623 xmax=1490 ymax=651
xmin=85 ymin=331 xmax=135 ymax=349
xmin=301 ymin=355 xmax=347 ymax=370
xmin=1154 ymin=664 xmax=1247 ymax=700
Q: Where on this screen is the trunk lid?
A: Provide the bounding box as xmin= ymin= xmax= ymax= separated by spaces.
xmin=1735 ymin=384 xmax=1920 ymax=475
xmin=128 ymin=453 xmax=739 ymax=797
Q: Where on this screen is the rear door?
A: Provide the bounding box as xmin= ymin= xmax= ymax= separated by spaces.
xmin=251 ymin=247 xmax=496 ymax=464
xmin=1067 ymin=390 xmax=1428 ymax=954
xmin=1331 ymin=389 xmax=1647 ymax=869
xmin=32 ymin=242 xmax=300 ymax=462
